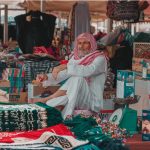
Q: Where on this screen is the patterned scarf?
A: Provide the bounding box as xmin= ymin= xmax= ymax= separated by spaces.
xmin=0 ymin=125 xmax=88 ymax=150
xmin=73 ymin=32 xmax=108 ymax=65
xmin=71 ymin=33 xmax=108 ymax=83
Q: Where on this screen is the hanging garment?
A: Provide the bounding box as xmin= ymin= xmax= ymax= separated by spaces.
xmin=74 ymin=2 xmax=90 ymax=38
xmin=107 ymin=0 xmax=140 ymax=23
xmin=15 ymin=11 xmax=56 ymax=54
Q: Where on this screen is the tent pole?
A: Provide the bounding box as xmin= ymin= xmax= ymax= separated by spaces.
xmin=0 ymin=6 xmax=1 ymax=24
xmin=40 ymin=0 xmax=46 ymax=12
xmin=136 ymin=23 xmax=139 ymax=32
xmin=107 ymin=18 xmax=113 ymax=33
xmin=4 ymin=5 xmax=8 ymax=44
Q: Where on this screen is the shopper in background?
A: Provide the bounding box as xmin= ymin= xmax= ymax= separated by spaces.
xmin=33 ymin=32 xmax=108 ymax=119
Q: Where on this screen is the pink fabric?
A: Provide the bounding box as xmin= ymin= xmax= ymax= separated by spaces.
xmin=79 ymin=50 xmax=107 ymax=65
xmin=33 ymin=46 xmax=50 ymax=54
xmin=33 ymin=46 xmax=55 ymax=56
xmin=73 ymin=32 xmax=108 ymax=65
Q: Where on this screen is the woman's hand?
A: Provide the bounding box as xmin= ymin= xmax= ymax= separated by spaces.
xmin=36 ymin=74 xmax=48 ymax=82
xmin=52 ymin=64 xmax=67 ymax=79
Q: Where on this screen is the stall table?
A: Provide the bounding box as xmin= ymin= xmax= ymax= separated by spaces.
xmin=126 ymin=134 xmax=150 ymax=150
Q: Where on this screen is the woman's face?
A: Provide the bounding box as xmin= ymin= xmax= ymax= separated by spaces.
xmin=77 ymin=38 xmax=91 ymax=52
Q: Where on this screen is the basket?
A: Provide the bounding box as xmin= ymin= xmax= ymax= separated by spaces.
xmin=133 ymin=42 xmax=150 ymax=59
xmin=113 ymin=95 xmax=141 ymax=105
xmin=107 ymin=0 xmax=140 ymax=22
xmin=115 ymin=1 xmax=139 ymax=22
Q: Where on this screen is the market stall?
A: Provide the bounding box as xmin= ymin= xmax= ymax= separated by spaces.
xmin=0 ymin=0 xmax=150 ymax=150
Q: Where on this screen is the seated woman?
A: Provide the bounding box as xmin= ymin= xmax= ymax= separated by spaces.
xmin=33 ymin=32 xmax=108 ymax=119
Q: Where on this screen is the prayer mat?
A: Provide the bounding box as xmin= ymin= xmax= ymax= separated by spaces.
xmin=0 ymin=132 xmax=88 ymax=150
xmin=0 ymin=102 xmax=63 ymax=131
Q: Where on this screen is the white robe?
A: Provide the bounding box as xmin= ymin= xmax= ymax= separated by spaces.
xmin=43 ymin=54 xmax=107 ymax=119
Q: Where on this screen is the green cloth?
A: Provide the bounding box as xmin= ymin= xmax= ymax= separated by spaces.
xmin=64 ymin=115 xmax=98 ymax=140
xmin=64 ymin=115 xmax=127 ymax=150
xmin=73 ymin=143 xmax=101 ymax=150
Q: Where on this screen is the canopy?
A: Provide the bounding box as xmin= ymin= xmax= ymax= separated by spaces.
xmin=18 ymin=0 xmax=108 ymax=20
xmin=1 ymin=0 xmax=150 ymax=21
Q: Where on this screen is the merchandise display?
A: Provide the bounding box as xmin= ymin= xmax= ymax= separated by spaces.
xmin=0 ymin=102 xmax=62 ymax=131
xmin=0 ymin=1 xmax=150 ymax=149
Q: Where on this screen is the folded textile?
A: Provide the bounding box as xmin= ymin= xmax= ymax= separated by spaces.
xmin=0 ymin=143 xmax=62 ymax=150
xmin=0 ymin=102 xmax=63 ymax=131
xmin=0 ymin=132 xmax=88 ymax=150
xmin=0 ymin=124 xmax=73 ymax=143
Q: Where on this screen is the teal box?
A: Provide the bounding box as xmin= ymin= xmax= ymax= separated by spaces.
xmin=116 ymin=70 xmax=135 ymax=98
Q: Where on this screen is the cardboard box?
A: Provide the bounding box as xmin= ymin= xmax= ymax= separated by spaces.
xmin=9 ymin=92 xmax=28 ymax=103
xmin=0 ymin=92 xmax=28 ymax=103
xmin=0 ymin=80 xmax=10 ymax=87
xmin=132 ymin=57 xmax=150 ymax=76
xmin=0 ymin=95 xmax=8 ymax=102
xmin=142 ymin=110 xmax=150 ymax=141
xmin=129 ymin=78 xmax=150 ymax=116
xmin=103 ymin=90 xmax=116 ymax=110
xmin=116 ymin=70 xmax=135 ymax=98
xmin=28 ymin=83 xmax=60 ymax=100
xmin=0 ymin=80 xmax=24 ymax=94
xmin=103 ymin=90 xmax=116 ymax=99
xmin=0 ymin=80 xmax=27 ymax=103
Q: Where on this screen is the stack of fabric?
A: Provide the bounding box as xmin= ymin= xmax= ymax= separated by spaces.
xmin=0 ymin=61 xmax=16 ymax=80
xmin=2 ymin=68 xmax=25 ymax=93
xmin=19 ymin=60 xmax=59 ymax=88
xmin=0 ymin=114 xmax=131 ymax=149
xmin=0 ymin=102 xmax=63 ymax=131
xmin=0 ymin=62 xmax=7 ymax=79
xmin=0 ymin=124 xmax=86 ymax=150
